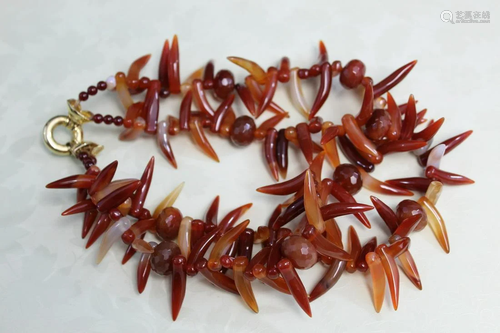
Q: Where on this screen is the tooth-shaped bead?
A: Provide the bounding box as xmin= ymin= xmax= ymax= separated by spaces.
xmin=309 ymin=151 xmax=325 ymax=185
xmin=330 ymin=181 xmax=371 ymax=228
xmin=264 ymin=128 xmax=279 ymax=181
xmin=419 ymin=130 xmax=473 ymax=166
xmin=400 ymin=95 xmax=417 ymax=140
xmin=302 ymin=225 xmax=351 ymax=261
xmin=426 ymin=144 xmax=446 ymax=169
xmin=266 ymin=236 xmax=285 ymax=279
xmin=131 ymin=238 xmax=154 ymax=254
xmin=211 ymin=94 xmax=235 ymax=133
xmin=413 ymin=117 xmax=445 ymax=142
xmin=156 ymin=120 xmax=177 ymax=168
xmin=355 ymin=77 xmax=374 ymax=126
xmin=205 ymin=195 xmax=219 ymax=226
xmin=233 ymin=256 xmax=259 ymax=313
xmin=378 ymin=140 xmax=427 ymax=155
xmin=137 ymin=242 xmax=157 ymax=294
xmin=324 ymin=218 xmax=343 ymax=248
xmin=356 ymin=237 xmax=377 ymax=272
xmin=177 ymin=216 xmax=193 ymax=258
xmin=144 ymin=80 xmax=161 ymax=134
xmin=152 ymin=182 xmax=184 ymax=218
xmin=252 ymin=264 xmax=290 ymax=294
xmin=171 ymin=255 xmax=187 ymax=321
xmin=365 ymin=252 xmax=385 ymax=312
xmin=370 ymin=196 xmax=399 ymax=233
xmin=277 ymin=259 xmax=312 ymax=317
xmin=385 ymin=177 xmax=433 ymax=193
xmin=96 ymin=217 xmax=132 ymax=264
xmin=425 ymin=166 xmax=474 ymax=185
xmin=342 ymin=114 xmax=381 ymax=162
xmin=357 ymin=167 xmax=413 ymax=196
xmin=320 ymin=202 xmax=374 ymax=221
xmin=167 ymin=35 xmax=181 ymax=94
xmin=61 ymin=199 xmax=94 ymax=216
xmin=158 ymin=39 xmax=170 ymax=89
xmin=235 ymin=84 xmax=256 ymax=116
xmin=398 ymin=251 xmax=422 ymax=290
xmin=257 ymin=113 xmax=288 ymax=135
xmin=418 ymin=196 xmax=450 ymax=253
xmin=189 ymin=118 xmax=220 ymax=162
xmin=127 ymin=54 xmax=151 ymax=94
xmin=46 ymin=174 xmax=96 ymax=189
xmin=304 ymin=170 xmax=326 ymax=232
xmin=289 ymin=68 xmax=310 ymax=119
xmin=227 ymin=56 xmax=267 ymax=84
xmin=337 ymin=135 xmax=374 ymax=172
xmin=425 ymin=181 xmax=443 ymax=205
xmin=192 ymin=79 xmax=215 ymax=117
xmin=276 ymin=129 xmax=289 ymax=178
xmin=86 ymin=214 xmax=111 ymax=249
xmin=186 ymin=228 xmax=219 ymax=276
xmin=82 ymin=209 xmax=98 ymax=239
xmin=256 ymin=67 xmax=279 ymax=117
xmin=373 ymin=60 xmax=417 ymax=98
xmin=309 ymin=63 xmax=332 ymax=119
xmin=296 ymin=123 xmax=313 ymax=164
xmin=91 ymin=179 xmax=140 ymax=213
xmin=257 ymin=170 xmax=306 ymax=195
xmin=115 ymin=72 xmax=133 ymax=111
xmin=310 ymin=258 xmax=346 ymax=301
xmin=321 ymin=125 xmax=341 ymax=168
xmin=386 ymin=92 xmax=402 ymax=141
xmin=375 ymin=244 xmax=401 ymax=310
xmin=245 ymin=76 xmax=288 ymax=117
xmin=129 ymin=157 xmax=154 ymax=217
xmin=208 ymin=220 xmax=250 ymax=271
xmin=179 ymin=90 xmax=192 ymax=131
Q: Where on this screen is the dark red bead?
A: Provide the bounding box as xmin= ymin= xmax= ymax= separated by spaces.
xmin=309 ymin=64 xmax=321 ymax=77
xmin=79 ymin=92 xmax=89 ymax=101
xmin=340 ymin=60 xmax=366 ymax=89
xmin=333 ymin=163 xmax=363 ymax=195
xmin=127 ymin=79 xmax=139 ymax=90
xmin=139 ymin=77 xmax=150 ymax=89
xmin=150 ymin=241 xmax=181 ymax=275
xmin=87 ymin=86 xmax=98 ymax=96
xmin=103 ymin=115 xmax=114 ymax=124
xmin=139 ymin=209 xmax=151 ymax=220
xmin=213 ymin=70 xmax=235 ymax=100
xmin=123 ymin=119 xmax=133 ymax=128
xmin=114 ymin=116 xmax=124 ymax=126
xmin=230 ymin=116 xmax=256 ymax=146
xmin=97 ymin=81 xmax=107 ymax=90
xmin=396 ymin=200 xmax=428 ymax=231
xmin=156 ymin=207 xmax=183 ymax=240
xmin=93 ymin=114 xmax=103 ymax=124
xmin=298 ymin=69 xmax=309 ymax=79
xmin=160 ymin=88 xmax=170 ymax=99
xmin=365 ymin=109 xmax=391 ymax=141
xmin=79 ymin=152 xmax=88 ymax=160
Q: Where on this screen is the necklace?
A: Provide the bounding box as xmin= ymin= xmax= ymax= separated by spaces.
xmin=43 ymin=35 xmax=474 ymax=319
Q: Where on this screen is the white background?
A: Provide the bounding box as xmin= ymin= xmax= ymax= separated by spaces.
xmin=1 ymin=1 xmax=499 ymax=332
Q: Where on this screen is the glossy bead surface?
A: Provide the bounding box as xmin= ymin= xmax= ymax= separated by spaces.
xmin=365 ymin=109 xmax=391 ymax=140
xmin=281 ymin=235 xmax=317 ymax=269
xmin=213 ymin=70 xmax=235 ymax=100
xmin=230 ymin=116 xmax=256 ymax=146
xmin=339 ymin=60 xmax=365 ymax=89
xmin=333 ymin=164 xmax=363 ymax=195
xmin=396 ymin=200 xmax=428 ymax=231
xmin=150 ymin=240 xmax=181 ymax=275
xmin=156 ymin=207 xmax=183 ymax=240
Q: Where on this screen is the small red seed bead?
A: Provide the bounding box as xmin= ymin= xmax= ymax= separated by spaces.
xmin=123 ymin=119 xmax=133 ymax=128
xmin=127 ymin=79 xmax=139 ymax=90
xmin=253 ymin=129 xmax=266 ymax=141
xmin=97 ymin=81 xmax=107 ymax=90
xmin=104 ymin=115 xmax=114 ymax=124
xmin=79 ymin=152 xmax=88 ymax=160
xmin=87 ymin=86 xmax=98 ymax=96
xmin=308 ymin=119 xmax=323 ymax=133
xmin=140 ymin=209 xmax=151 ymax=220
xmin=160 ymin=88 xmax=170 ymax=99
xmin=309 ymin=64 xmax=321 ymax=77
xmin=298 ymin=69 xmax=309 ymax=79
xmin=114 ymin=116 xmax=124 ymax=126
xmin=139 ymin=77 xmax=150 ymax=89
xmin=78 ymin=92 xmax=89 ymax=101
xmin=93 ymin=114 xmax=103 ymax=123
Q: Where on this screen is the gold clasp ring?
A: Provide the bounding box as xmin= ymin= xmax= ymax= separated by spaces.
xmin=43 ymin=99 xmax=103 ymax=157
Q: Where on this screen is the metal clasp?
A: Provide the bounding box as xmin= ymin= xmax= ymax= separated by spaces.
xmin=43 ymin=99 xmax=104 ymax=157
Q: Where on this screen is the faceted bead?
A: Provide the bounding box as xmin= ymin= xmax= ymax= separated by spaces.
xmin=213 ymin=70 xmax=235 ymax=100
xmin=230 ymin=116 xmax=256 ymax=146
xmin=396 ymin=200 xmax=428 ymax=231
xmin=156 ymin=207 xmax=183 ymax=240
xmin=365 ymin=109 xmax=391 ymax=141
xmin=340 ymin=60 xmax=366 ymax=89
xmin=150 ymin=240 xmax=181 ymax=275
xmin=333 ymin=163 xmax=363 ymax=195
xmin=280 ymin=235 xmax=317 ymax=269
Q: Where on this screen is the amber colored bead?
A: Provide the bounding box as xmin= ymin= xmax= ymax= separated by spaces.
xmin=333 ymin=164 xmax=363 ymax=195
xmin=150 ymin=240 xmax=181 ymax=275
xmin=339 ymin=60 xmax=366 ymax=89
xmin=230 ymin=116 xmax=256 ymax=146
xmin=87 ymin=86 xmax=98 ymax=96
xmin=298 ymin=69 xmax=309 ymax=79
xmin=281 ymin=235 xmax=317 ymax=269
xmin=127 ymin=79 xmax=139 ymax=90
xmin=396 ymin=200 xmax=428 ymax=231
xmin=331 ymin=60 xmax=342 ymax=76
xmin=284 ymin=126 xmax=297 ymax=141
xmin=97 ymin=81 xmax=107 ymax=90
xmin=308 ymin=117 xmax=323 ymax=133
xmin=156 ymin=207 xmax=183 ymax=240
xmin=213 ymin=70 xmax=235 ymax=100
xmin=79 ymin=92 xmax=89 ymax=101
xmin=365 ymin=109 xmax=391 ymax=141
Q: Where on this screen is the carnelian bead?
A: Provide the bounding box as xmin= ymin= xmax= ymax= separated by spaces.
xmin=308 ymin=117 xmax=323 ymax=133
xmin=230 ymin=116 xmax=256 ymax=146
xmin=396 ymin=200 xmax=428 ymax=231
xmin=116 ymin=72 xmax=126 ymax=79
xmin=123 ymin=119 xmax=133 ymax=128
xmin=298 ymin=69 xmax=309 ymax=79
xmin=339 ymin=60 xmax=366 ymax=89
xmin=139 ymin=77 xmax=150 ymax=89
xmin=333 ymin=163 xmax=363 ymax=195
xmin=284 ymin=126 xmax=297 ymax=141
xmin=150 ymin=241 xmax=181 ymax=275
xmin=253 ymin=129 xmax=266 ymax=141
xmin=331 ymin=60 xmax=342 ymax=76
xmin=281 ymin=235 xmax=317 ymax=269
xmin=213 ymin=70 xmax=235 ymax=100
xmin=156 ymin=207 xmax=183 ymax=240
xmin=127 ymin=79 xmax=139 ymax=90
xmin=365 ymin=109 xmax=391 ymax=140
xmin=309 ymin=64 xmax=321 ymax=77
